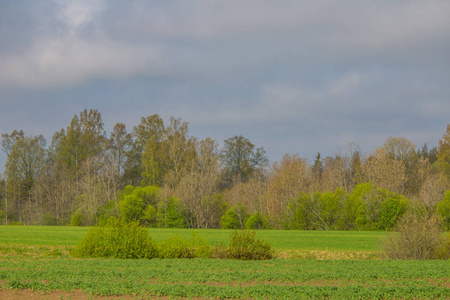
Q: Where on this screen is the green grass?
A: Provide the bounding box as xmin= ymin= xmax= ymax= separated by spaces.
xmin=0 ymin=225 xmax=385 ymax=252
xmin=0 ymin=226 xmax=448 ymax=299
xmin=1 ymin=257 xmax=449 ymax=299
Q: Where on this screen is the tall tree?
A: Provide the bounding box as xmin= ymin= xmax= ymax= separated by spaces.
xmin=381 ymin=137 xmax=425 ymax=195
xmin=437 ymin=124 xmax=450 ymax=178
xmin=266 ymin=154 xmax=311 ymax=228
xmin=2 ymin=133 xmax=46 ymax=223
xmin=1 ymin=130 xmax=25 ymax=156
xmin=109 ymin=122 xmax=132 ymax=175
xmin=311 ymin=152 xmax=323 ymax=189
xmin=54 ymin=109 xmax=105 ymax=173
xmin=221 ymin=135 xmax=268 ymax=185
xmin=320 ymin=155 xmax=348 ymax=193
xmin=176 ymin=138 xmax=222 ymax=228
xmin=161 ymin=117 xmax=196 ymax=188
xmin=362 ymin=149 xmax=406 ymax=193
xmin=124 ymin=114 xmax=165 ymax=186
xmin=382 ymin=137 xmax=416 ymax=162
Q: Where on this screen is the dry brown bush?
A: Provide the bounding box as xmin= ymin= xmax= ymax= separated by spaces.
xmin=382 ymin=213 xmax=449 ymax=260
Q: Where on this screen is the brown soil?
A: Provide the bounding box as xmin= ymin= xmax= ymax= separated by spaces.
xmin=0 ymin=289 xmax=152 ymax=300
xmin=0 ymin=289 xmax=220 ymax=300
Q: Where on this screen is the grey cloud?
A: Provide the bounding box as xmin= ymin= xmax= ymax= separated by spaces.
xmin=0 ymin=0 xmax=449 ymax=167
xmin=2 ymin=1 xmax=449 ymax=89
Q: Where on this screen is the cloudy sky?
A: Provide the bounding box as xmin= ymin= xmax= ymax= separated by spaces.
xmin=1 ymin=0 xmax=449 ymax=170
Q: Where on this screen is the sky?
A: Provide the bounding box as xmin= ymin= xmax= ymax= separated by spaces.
xmin=1 ymin=0 xmax=450 ymax=172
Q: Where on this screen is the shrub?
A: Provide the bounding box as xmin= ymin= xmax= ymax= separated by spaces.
xmin=221 ymin=209 xmax=241 ymax=229
xmin=211 ymin=242 xmax=230 ymax=259
xmin=73 ymin=217 xmax=157 ymax=259
xmin=245 ymin=212 xmax=269 ymax=229
xmin=156 ymin=197 xmax=188 ymax=228
xmin=43 ymin=212 xmax=56 ymax=226
xmin=118 ymin=185 xmax=160 ymax=224
xmin=382 ymin=213 xmax=449 ymax=260
xmin=142 ymin=205 xmax=157 ymax=227
xmin=157 ymin=233 xmax=211 ymax=259
xmin=119 ymin=194 xmax=146 ymax=222
xmin=70 ymin=213 xmax=82 ymax=226
xmin=227 ymin=230 xmax=273 ymax=260
xmin=376 ymin=196 xmax=408 ymax=230
xmin=437 ymin=191 xmax=450 ymax=230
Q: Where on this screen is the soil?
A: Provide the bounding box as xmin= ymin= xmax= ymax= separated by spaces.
xmin=0 ymin=289 xmax=170 ymax=300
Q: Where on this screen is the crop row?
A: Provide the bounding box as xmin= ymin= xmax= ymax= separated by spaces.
xmin=1 ymin=257 xmax=449 ymax=299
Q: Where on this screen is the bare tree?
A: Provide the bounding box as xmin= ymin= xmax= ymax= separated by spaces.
xmin=362 ymin=149 xmax=406 ymax=193
xmin=176 ymin=138 xmax=222 ymax=228
xmin=266 ymin=154 xmax=311 ymax=227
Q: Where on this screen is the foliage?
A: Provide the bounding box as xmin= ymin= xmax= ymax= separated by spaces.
xmin=70 ymin=212 xmax=83 ymax=226
xmin=285 ymin=193 xmax=311 ymax=229
xmin=221 ymin=209 xmax=241 ymax=229
xmin=0 ymin=226 xmax=386 ymax=253
xmin=362 ymin=148 xmax=406 ymax=193
xmin=1 ymin=110 xmax=449 ymax=230
xmin=118 ymin=185 xmax=160 ymax=223
xmin=382 ymin=213 xmax=448 ymax=260
xmin=436 ymin=191 xmax=450 ymax=230
xmin=73 ymin=217 xmax=157 ymax=259
xmin=157 ymin=233 xmax=211 ymax=258
xmin=266 ymin=154 xmax=310 ymax=227
xmin=353 ymin=183 xmax=408 ymax=231
xmin=1 ymin=257 xmax=450 ymax=299
xmin=245 ymin=212 xmax=270 ymax=229
xmin=286 ymin=191 xmax=344 ymax=230
xmin=42 ymin=212 xmax=56 ymax=226
xmin=156 ymin=197 xmax=188 ymax=228
xmin=436 ymin=124 xmax=450 ymax=178
xmin=376 ymin=196 xmax=408 ymax=230
xmin=227 ymin=230 xmax=273 ymax=260
xmin=142 ymin=204 xmax=157 ymax=227
xmin=221 ymin=135 xmax=268 ymax=184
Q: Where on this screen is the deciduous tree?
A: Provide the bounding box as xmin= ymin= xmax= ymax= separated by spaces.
xmin=2 ymin=133 xmax=46 ymax=223
xmin=437 ymin=124 xmax=450 ymax=178
xmin=176 ymin=138 xmax=223 ymax=228
xmin=266 ymin=154 xmax=311 ymax=227
xmin=362 ymin=149 xmax=406 ymax=193
xmin=221 ymin=135 xmax=268 ymax=185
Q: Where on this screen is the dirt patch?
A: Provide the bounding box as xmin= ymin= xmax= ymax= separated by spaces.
xmin=275 ymin=249 xmax=380 ymax=260
xmin=0 ymin=289 xmax=171 ymax=300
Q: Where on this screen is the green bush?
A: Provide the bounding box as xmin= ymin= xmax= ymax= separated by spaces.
xmin=73 ymin=217 xmax=157 ymax=259
xmin=118 ymin=185 xmax=161 ymax=224
xmin=119 ymin=194 xmax=146 ymax=222
xmin=220 ymin=209 xmax=241 ymax=229
xmin=211 ymin=242 xmax=230 ymax=259
xmin=227 ymin=230 xmax=273 ymax=260
xmin=376 ymin=196 xmax=408 ymax=230
xmin=156 ymin=197 xmax=188 ymax=228
xmin=43 ymin=212 xmax=56 ymax=226
xmin=70 ymin=213 xmax=82 ymax=226
xmin=157 ymin=233 xmax=211 ymax=259
xmin=245 ymin=212 xmax=269 ymax=229
xmin=437 ymin=191 xmax=450 ymax=230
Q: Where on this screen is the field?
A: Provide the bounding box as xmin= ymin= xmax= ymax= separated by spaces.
xmin=0 ymin=226 xmax=449 ymax=299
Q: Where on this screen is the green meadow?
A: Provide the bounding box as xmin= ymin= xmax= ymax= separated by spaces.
xmin=1 ymin=226 xmax=449 ymax=299
xmin=0 ymin=225 xmax=384 ymax=252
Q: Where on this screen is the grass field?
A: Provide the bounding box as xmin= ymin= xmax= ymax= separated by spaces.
xmin=0 ymin=225 xmax=384 ymax=251
xmin=1 ymin=226 xmax=449 ymax=299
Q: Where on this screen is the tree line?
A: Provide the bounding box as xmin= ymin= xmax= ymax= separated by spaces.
xmin=1 ymin=108 xmax=449 ymax=230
